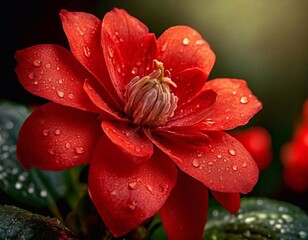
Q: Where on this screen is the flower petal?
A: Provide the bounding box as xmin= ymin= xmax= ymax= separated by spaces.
xmin=60 ymin=10 xmax=121 ymax=107
xmin=210 ymin=190 xmax=241 ymax=214
xmin=88 ymin=136 xmax=177 ymax=237
xmin=83 ymin=78 xmax=126 ymax=121
xmin=160 ymin=172 xmax=208 ymax=240
xmin=203 ymin=79 xmax=262 ymax=130
xmin=157 ymin=26 xmax=215 ymax=76
xmin=17 ymin=103 xmax=101 ymax=170
xmin=145 ymin=130 xmax=259 ymax=193
xmin=101 ymin=121 xmax=153 ymax=164
xmin=102 ymin=9 xmax=154 ymax=98
xmin=15 ymin=44 xmax=100 ymax=112
xmin=167 ymin=89 xmax=217 ymax=127
xmin=172 ymin=68 xmax=208 ymax=107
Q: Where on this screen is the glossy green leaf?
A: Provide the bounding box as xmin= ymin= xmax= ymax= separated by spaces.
xmin=0 ymin=205 xmax=78 ymax=239
xmin=0 ymin=101 xmax=70 ymax=207
xmin=204 ymin=197 xmax=308 ymax=240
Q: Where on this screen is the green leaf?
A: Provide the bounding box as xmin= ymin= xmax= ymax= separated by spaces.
xmin=0 ymin=101 xmax=70 ymax=207
xmin=204 ymin=197 xmax=308 ymax=240
xmin=0 ymin=205 xmax=78 ymax=239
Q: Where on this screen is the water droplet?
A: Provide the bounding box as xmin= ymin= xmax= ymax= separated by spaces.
xmin=75 ymin=147 xmax=84 ymax=154
xmin=67 ymin=93 xmax=75 ymax=99
xmin=28 ymin=186 xmax=35 ymax=194
xmin=196 ymin=152 xmax=203 ymax=158
xmin=232 ymin=165 xmax=238 ymax=171
xmin=32 ymin=60 xmax=42 ymax=67
xmin=195 ymin=39 xmax=204 ymax=45
xmin=182 ymin=37 xmax=190 ymax=45
xmin=15 ymin=182 xmax=22 ymax=190
xmin=40 ymin=190 xmax=47 ymax=197
xmin=58 ymin=79 xmax=63 ymax=84
xmin=240 ymin=96 xmax=248 ymax=104
xmin=298 ymin=231 xmax=307 ymax=239
xmin=54 ymin=129 xmax=61 ymax=136
xmin=33 ymin=81 xmax=38 ymax=85
xmin=56 ymin=66 xmax=60 ymax=71
xmin=244 ymin=217 xmax=256 ymax=223
xmin=146 ymin=185 xmax=153 ymax=193
xmin=57 ymin=91 xmax=65 ymax=98
xmin=48 ymin=148 xmax=56 ymax=155
xmin=219 ymin=176 xmax=223 ymax=181
xmin=242 ymin=162 xmax=248 ymax=168
xmin=42 ymin=129 xmax=49 ymax=136
xmin=208 ymin=161 xmax=213 ymax=166
xmin=45 ymin=63 xmax=51 ymax=69
xmin=128 ymin=181 xmax=137 ymax=190
xmin=192 ymin=159 xmax=200 ymax=167
xmin=161 ymin=42 xmax=168 ymax=52
xmin=228 ymin=149 xmax=236 ymax=156
xmin=28 ymin=72 xmax=35 ymax=79
xmin=128 ymin=200 xmax=137 ymax=210
xmin=281 ymin=214 xmax=293 ymax=223
xmin=83 ymin=46 xmax=91 ymax=57
xmin=65 ymin=142 xmax=71 ymax=149
xmin=110 ymin=190 xmax=117 ymax=196
xmin=217 ymin=154 xmax=222 ymax=159
xmin=131 ymin=67 xmax=138 ymax=75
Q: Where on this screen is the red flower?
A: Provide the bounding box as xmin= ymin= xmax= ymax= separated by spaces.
xmin=231 ymin=127 xmax=273 ymax=171
xmin=281 ymin=99 xmax=308 ymax=192
xmin=15 ymin=9 xmax=262 ymax=239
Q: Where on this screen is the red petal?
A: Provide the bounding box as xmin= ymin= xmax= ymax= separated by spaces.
xmin=146 ymin=130 xmax=259 ymax=193
xmin=88 ymin=136 xmax=177 ymax=237
xmin=167 ymin=89 xmax=217 ymax=127
xmin=15 ymin=45 xmax=100 ymax=112
xmin=172 ymin=68 xmax=208 ymax=107
xmin=157 ymin=26 xmax=215 ymax=77
xmin=60 ymin=10 xmax=121 ymax=107
xmin=203 ymin=79 xmax=262 ymax=130
xmin=101 ymin=121 xmax=153 ymax=164
xmin=210 ymin=190 xmax=241 ymax=214
xmin=83 ymin=78 xmax=126 ymax=121
xmin=160 ymin=172 xmax=208 ymax=240
xmin=102 ymin=9 xmax=153 ymax=97
xmin=17 ymin=103 xmax=101 ymax=170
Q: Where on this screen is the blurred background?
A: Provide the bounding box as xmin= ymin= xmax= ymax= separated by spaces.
xmin=1 ymin=0 xmax=307 ymax=210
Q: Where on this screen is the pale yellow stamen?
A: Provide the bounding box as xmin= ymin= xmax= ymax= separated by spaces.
xmin=124 ymin=61 xmax=178 ymax=127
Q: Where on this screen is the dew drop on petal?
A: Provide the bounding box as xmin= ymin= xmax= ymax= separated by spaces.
xmin=161 ymin=42 xmax=168 ymax=52
xmin=48 ymin=148 xmax=56 ymax=155
xmin=217 ymin=154 xmax=222 ymax=159
xmin=228 ymin=149 xmax=236 ymax=156
xmin=57 ymin=91 xmax=65 ymax=98
xmin=28 ymin=72 xmax=35 ymax=80
xmin=242 ymin=162 xmax=248 ymax=168
xmin=58 ymin=79 xmax=63 ymax=84
xmin=110 ymin=190 xmax=117 ymax=196
xmin=128 ymin=181 xmax=137 ymax=190
xmin=32 ymin=60 xmax=42 ymax=67
xmin=240 ymin=96 xmax=249 ymax=104
xmin=192 ymin=159 xmax=200 ymax=167
xmin=83 ymin=46 xmax=91 ymax=57
xmin=42 ymin=129 xmax=49 ymax=136
xmin=182 ymin=37 xmax=190 ymax=45
xmin=65 ymin=142 xmax=71 ymax=149
xmin=232 ymin=165 xmax=238 ymax=171
xmin=75 ymin=147 xmax=84 ymax=154
xmin=45 ymin=63 xmax=51 ymax=69
xmin=54 ymin=129 xmax=61 ymax=136
xmin=195 ymin=39 xmax=205 ymax=45
xmin=208 ymin=161 xmax=214 ymax=166
xmin=68 ymin=93 xmax=75 ymax=100
xmin=128 ymin=200 xmax=137 ymax=210
xmin=131 ymin=67 xmax=138 ymax=75
xmin=33 ymin=81 xmax=38 ymax=85
xmin=196 ymin=152 xmax=203 ymax=158
xmin=146 ymin=184 xmax=153 ymax=194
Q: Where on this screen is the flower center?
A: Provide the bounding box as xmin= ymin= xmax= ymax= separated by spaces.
xmin=124 ymin=60 xmax=178 ymax=127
